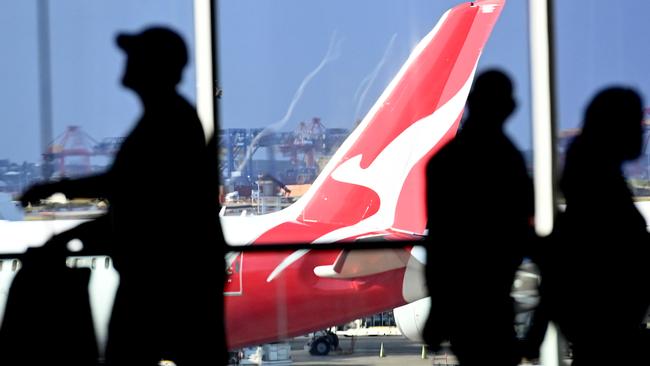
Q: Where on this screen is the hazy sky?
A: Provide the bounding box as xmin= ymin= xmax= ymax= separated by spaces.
xmin=0 ymin=0 xmax=196 ymax=164
xmin=2 ymin=1 xmax=650 ymax=164
xmin=218 ymin=0 xmax=531 ymax=150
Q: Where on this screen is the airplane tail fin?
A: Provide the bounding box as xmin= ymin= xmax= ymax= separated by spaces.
xmin=250 ymin=0 xmax=506 ymax=244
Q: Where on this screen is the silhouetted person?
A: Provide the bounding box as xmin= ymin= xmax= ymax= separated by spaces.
xmin=18 ymin=27 xmax=226 ymax=365
xmin=423 ymin=70 xmax=534 ymax=366
xmin=545 ymin=87 xmax=650 ymax=365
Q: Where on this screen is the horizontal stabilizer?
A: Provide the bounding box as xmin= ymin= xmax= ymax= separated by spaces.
xmin=313 ymin=248 xmax=412 ymax=279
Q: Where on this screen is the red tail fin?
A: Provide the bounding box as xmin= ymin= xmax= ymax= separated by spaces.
xmin=254 ymin=0 xmax=506 ymax=244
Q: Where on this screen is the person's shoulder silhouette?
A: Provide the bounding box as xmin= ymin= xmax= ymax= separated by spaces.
xmin=426 ymin=69 xmax=532 ymax=238
xmin=559 ymin=87 xmax=646 ymax=236
xmin=15 ymin=25 xmax=226 ymax=366
xmin=424 ymin=69 xmax=533 ymax=366
xmin=109 ymin=27 xmax=207 ymax=231
xmin=106 ymin=26 xmax=224 ymax=365
xmin=549 ymin=86 xmax=650 ymax=365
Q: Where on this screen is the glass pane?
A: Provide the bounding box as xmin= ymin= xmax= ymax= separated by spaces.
xmin=0 ymin=3 xmax=197 ymax=358
xmin=217 ymin=1 xmax=534 ymax=362
xmin=0 ymin=1 xmax=195 ymax=221
xmin=555 ymin=1 xmax=650 ymax=197
xmin=217 ymin=0 xmax=532 ymax=238
xmin=553 ymin=2 xmax=650 ymax=363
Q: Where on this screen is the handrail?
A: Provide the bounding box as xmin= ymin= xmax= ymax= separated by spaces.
xmin=0 ymin=240 xmax=424 ymax=260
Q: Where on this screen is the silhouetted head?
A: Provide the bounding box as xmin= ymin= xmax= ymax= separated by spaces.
xmin=117 ymin=27 xmax=187 ymax=93
xmin=580 ymin=87 xmax=644 ymax=162
xmin=465 ymin=69 xmax=516 ymax=130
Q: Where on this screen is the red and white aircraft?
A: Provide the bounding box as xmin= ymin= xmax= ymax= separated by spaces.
xmin=220 ymin=0 xmax=505 ymax=348
xmin=0 ymin=0 xmax=505 ymax=350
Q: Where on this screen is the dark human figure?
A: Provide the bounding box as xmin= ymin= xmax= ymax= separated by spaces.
xmin=544 ymin=87 xmax=650 ymax=365
xmin=423 ymin=70 xmax=534 ymax=366
xmin=18 ymin=27 xmax=226 ymax=365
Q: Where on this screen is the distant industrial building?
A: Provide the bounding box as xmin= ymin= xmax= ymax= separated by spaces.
xmin=0 ymin=160 xmax=41 ymax=196
xmin=219 ymin=118 xmax=350 ymax=191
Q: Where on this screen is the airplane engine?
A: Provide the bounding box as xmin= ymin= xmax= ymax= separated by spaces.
xmin=394 ymin=262 xmax=541 ymax=343
xmin=393 ymin=297 xmax=430 ymax=343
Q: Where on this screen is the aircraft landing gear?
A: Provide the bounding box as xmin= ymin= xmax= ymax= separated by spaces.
xmin=307 ymin=330 xmax=339 ymax=356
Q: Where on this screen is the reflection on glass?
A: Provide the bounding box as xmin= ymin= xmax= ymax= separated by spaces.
xmin=218 ymin=1 xmax=532 ymax=214
xmin=218 ymin=1 xmax=534 ymax=363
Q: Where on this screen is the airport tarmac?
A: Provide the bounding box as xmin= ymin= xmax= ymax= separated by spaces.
xmin=288 ymin=336 xmax=455 ymax=365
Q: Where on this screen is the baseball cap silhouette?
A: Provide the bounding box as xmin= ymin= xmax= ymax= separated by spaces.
xmin=117 ymin=27 xmax=188 ymax=78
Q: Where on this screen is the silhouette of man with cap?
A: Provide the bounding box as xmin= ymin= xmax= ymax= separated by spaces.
xmin=21 ymin=27 xmax=225 ymax=365
xmin=423 ymin=70 xmax=534 ymax=366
